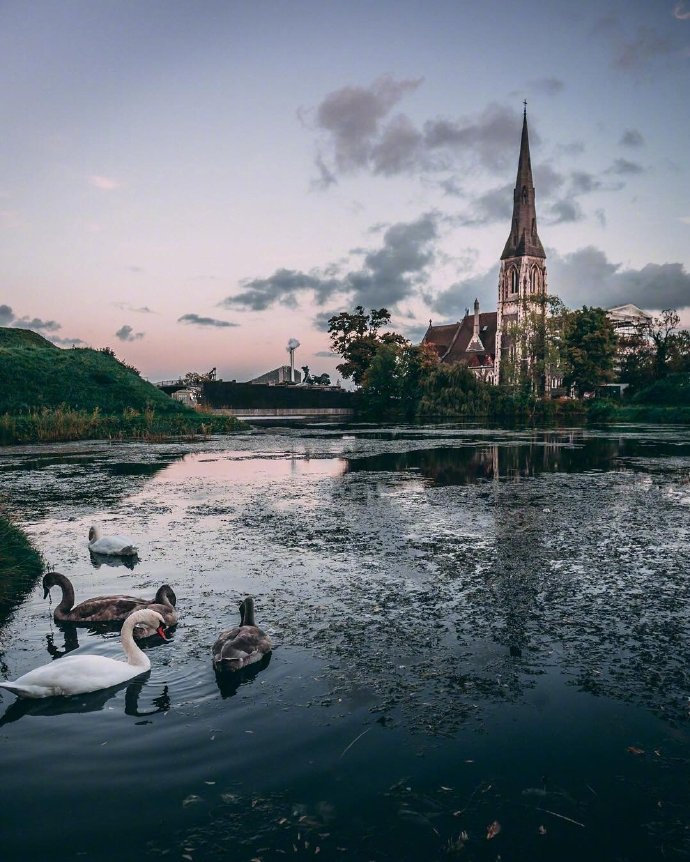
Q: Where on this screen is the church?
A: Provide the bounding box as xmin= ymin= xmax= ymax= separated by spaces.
xmin=423 ymin=106 xmax=547 ymax=385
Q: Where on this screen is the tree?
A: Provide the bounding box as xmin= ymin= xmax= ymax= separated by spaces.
xmin=360 ymin=344 xmax=404 ymax=416
xmin=328 ymin=306 xmax=407 ymax=386
xmin=619 ymin=309 xmax=690 ymax=387
xmin=312 ymin=373 xmax=331 ymax=385
xmin=648 ymin=309 xmax=681 ymax=379
xmin=398 ymin=342 xmax=439 ymax=418
xmin=562 ymin=306 xmax=618 ymax=395
xmin=499 ymin=294 xmax=569 ymax=396
xmin=183 ymin=368 xmax=217 ymax=386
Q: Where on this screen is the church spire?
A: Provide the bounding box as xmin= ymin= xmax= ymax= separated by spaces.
xmin=500 ymin=105 xmax=545 ymax=260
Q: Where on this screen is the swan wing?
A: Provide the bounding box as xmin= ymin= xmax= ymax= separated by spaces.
xmin=69 ymin=596 xmax=146 ymax=623
xmin=89 ymin=535 xmax=138 ymax=556
xmin=1 ymin=655 xmax=147 ymax=698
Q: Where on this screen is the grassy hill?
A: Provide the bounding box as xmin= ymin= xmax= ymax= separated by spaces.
xmin=0 ymin=327 xmax=244 ymax=443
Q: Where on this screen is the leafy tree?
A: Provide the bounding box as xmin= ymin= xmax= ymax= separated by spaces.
xmin=562 ymin=306 xmax=618 ymax=395
xmin=499 ymin=294 xmax=569 ymax=396
xmin=183 ymin=368 xmax=217 ymax=386
xmin=619 ymin=309 xmax=690 ymax=387
xmin=328 ymin=306 xmax=407 ymax=386
xmin=311 ymin=373 xmax=331 ymax=385
xmin=647 ymin=309 xmax=681 ymax=379
xmin=417 ymin=361 xmax=493 ymax=417
xmin=398 ymin=342 xmax=439 ymax=418
xmin=360 ymin=344 xmax=404 ymax=416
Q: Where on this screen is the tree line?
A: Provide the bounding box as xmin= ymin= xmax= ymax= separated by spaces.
xmin=327 ymin=302 xmax=690 ymax=419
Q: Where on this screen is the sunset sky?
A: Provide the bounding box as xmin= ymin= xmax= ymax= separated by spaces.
xmin=1 ymin=0 xmax=689 ymax=382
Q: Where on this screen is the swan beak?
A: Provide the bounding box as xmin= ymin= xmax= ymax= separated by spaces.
xmin=156 ymin=625 xmax=169 ymax=641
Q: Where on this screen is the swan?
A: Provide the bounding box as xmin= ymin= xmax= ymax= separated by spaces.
xmin=0 ymin=609 xmax=167 ymax=699
xmin=43 ymin=572 xmax=177 ymax=638
xmin=88 ymin=525 xmax=138 ymax=557
xmin=212 ymin=597 xmax=272 ymax=671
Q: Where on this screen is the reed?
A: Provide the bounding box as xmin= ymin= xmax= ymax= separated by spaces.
xmin=0 ymin=513 xmax=44 ymax=623
xmin=0 ymin=406 xmax=246 ymax=445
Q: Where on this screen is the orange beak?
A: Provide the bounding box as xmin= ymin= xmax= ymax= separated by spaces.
xmin=156 ymin=625 xmax=168 ymax=641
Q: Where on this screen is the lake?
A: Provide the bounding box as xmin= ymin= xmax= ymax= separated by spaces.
xmin=0 ymin=423 xmax=689 ymax=861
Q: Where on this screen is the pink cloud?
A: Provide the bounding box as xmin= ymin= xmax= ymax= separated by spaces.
xmin=89 ymin=175 xmax=120 ymax=190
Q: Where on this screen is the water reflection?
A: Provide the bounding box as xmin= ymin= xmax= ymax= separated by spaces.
xmin=89 ymin=551 xmax=140 ymax=570
xmin=0 ymin=675 xmax=171 ymax=726
xmin=45 ymin=627 xmax=80 ymax=659
xmin=214 ymin=653 xmax=272 ymax=698
xmin=345 ymin=435 xmax=627 ymax=485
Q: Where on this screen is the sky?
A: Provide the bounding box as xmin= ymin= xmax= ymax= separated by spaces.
xmin=1 ymin=0 xmax=689 ymax=382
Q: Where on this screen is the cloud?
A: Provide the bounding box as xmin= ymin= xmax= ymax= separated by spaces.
xmin=549 ymin=246 xmax=690 ymax=310
xmin=422 ymin=103 xmax=529 ymax=173
xmin=13 ymin=316 xmax=61 ymax=332
xmin=613 ymin=26 xmax=674 ymax=69
xmin=453 ymin=183 xmax=513 ymax=225
xmin=619 ymin=129 xmax=644 ymax=148
xmin=569 ymin=170 xmax=602 ymax=195
xmin=673 ymin=1 xmax=690 ymax=20
xmin=605 ymin=157 xmax=645 ymax=175
xmin=314 ymin=75 xmax=423 ymax=172
xmin=49 ymin=335 xmax=86 ymax=346
xmin=115 ymin=324 xmax=144 ymax=341
xmin=89 ymin=175 xmax=120 ymax=190
xmin=312 ymin=79 xmax=527 ymax=181
xmin=1 ymin=305 xmax=66 ymax=333
xmin=428 ymin=266 xmax=499 ymax=320
xmin=225 ymin=270 xmax=342 ymax=312
xmin=177 ymin=313 xmax=238 ymax=328
xmin=547 ymin=199 xmax=584 ymax=224
xmin=113 ymin=302 xmax=155 ymax=313
xmin=314 ymin=350 xmax=337 ymax=358
xmin=223 ymin=213 xmax=439 ymax=313
xmin=428 ymin=248 xmax=690 ymax=325
xmin=527 ymin=77 xmax=565 ymax=96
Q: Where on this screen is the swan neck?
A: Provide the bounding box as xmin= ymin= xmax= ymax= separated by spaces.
xmin=242 ymin=602 xmax=256 ymax=626
xmin=121 ymin=618 xmax=151 ymax=668
xmin=52 ymin=574 xmax=75 ymax=613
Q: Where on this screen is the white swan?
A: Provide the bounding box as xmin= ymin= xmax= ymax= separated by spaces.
xmin=0 ymin=609 xmax=166 ymax=699
xmin=88 ymin=525 xmax=138 ymax=557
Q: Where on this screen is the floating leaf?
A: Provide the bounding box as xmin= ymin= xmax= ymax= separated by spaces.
xmin=486 ymin=820 xmax=501 ymax=840
xmin=627 ymin=746 xmax=645 ymax=755
xmin=538 ymin=825 xmax=547 ymax=835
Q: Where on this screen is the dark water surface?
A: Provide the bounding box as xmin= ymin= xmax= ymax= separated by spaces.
xmin=0 ymin=424 xmax=689 ymax=861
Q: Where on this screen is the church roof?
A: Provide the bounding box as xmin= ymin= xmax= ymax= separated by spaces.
xmin=501 ymin=108 xmax=545 ymax=260
xmin=424 ymin=311 xmax=498 ymax=364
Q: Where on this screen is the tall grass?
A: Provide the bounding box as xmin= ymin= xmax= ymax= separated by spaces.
xmin=0 ymin=406 xmax=247 ymax=445
xmin=0 ymin=513 xmax=44 ymax=623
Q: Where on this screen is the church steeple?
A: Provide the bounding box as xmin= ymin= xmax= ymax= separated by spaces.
xmin=501 ymin=105 xmax=545 ymax=260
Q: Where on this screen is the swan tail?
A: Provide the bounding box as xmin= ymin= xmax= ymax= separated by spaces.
xmin=0 ymin=681 xmax=42 ymax=699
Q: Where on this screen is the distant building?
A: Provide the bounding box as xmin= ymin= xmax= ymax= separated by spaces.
xmin=423 ymin=106 xmax=547 ymax=386
xmin=606 ymin=304 xmax=652 ymax=337
xmin=248 ymin=365 xmax=302 ymax=385
xmin=171 ymin=388 xmax=197 ymax=406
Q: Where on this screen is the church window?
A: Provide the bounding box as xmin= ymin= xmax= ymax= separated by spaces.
xmin=510 ymin=268 xmax=518 ymax=293
xmin=522 ymin=186 xmax=528 ymax=203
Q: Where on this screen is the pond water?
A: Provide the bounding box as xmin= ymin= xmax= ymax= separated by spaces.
xmin=0 ymin=424 xmax=689 ymax=861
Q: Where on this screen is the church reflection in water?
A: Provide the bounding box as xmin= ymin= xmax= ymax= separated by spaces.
xmin=344 ymin=432 xmax=625 ymax=486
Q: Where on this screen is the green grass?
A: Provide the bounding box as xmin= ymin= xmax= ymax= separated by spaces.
xmin=0 ymin=513 xmax=44 ymax=623
xmin=0 ymin=326 xmax=247 ymax=443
